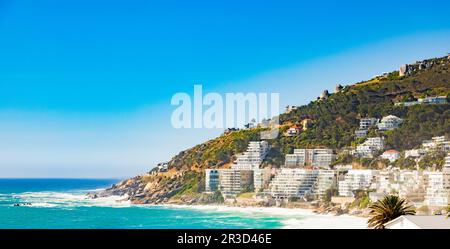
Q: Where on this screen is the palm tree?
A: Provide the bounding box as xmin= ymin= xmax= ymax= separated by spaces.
xmin=367 ymin=195 xmax=416 ymax=229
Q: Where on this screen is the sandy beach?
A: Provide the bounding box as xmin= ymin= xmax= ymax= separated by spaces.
xmin=160 ymin=204 xmax=369 ymax=229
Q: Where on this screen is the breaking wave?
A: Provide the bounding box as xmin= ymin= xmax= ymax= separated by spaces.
xmin=9 ymin=191 xmax=130 ymax=208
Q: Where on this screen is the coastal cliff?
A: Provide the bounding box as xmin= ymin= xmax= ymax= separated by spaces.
xmin=97 ymin=55 xmax=450 ymax=207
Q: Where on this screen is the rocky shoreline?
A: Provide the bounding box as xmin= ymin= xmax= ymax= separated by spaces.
xmin=89 ymin=178 xmax=371 ymax=218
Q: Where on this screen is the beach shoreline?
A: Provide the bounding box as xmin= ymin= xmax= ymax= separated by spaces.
xmin=155 ymin=203 xmax=369 ymax=229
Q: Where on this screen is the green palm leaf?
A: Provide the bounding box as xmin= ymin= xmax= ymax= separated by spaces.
xmin=367 ymin=195 xmax=416 ymax=229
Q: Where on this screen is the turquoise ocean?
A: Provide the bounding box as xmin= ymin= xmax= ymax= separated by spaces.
xmin=0 ymin=179 xmax=289 ymax=229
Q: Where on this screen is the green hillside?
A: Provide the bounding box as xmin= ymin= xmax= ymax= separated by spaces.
xmin=105 ymin=55 xmax=450 ymax=203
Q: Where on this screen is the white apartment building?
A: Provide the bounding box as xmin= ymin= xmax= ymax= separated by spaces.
xmin=338 ymin=170 xmax=378 ymax=197
xmin=218 ymin=169 xmax=254 ymax=199
xmin=381 ymin=150 xmax=401 ymax=162
xmin=205 ymin=169 xmax=220 ymax=192
xmin=371 ymin=169 xmax=400 ymax=194
xmin=398 ymin=170 xmax=427 ymax=204
xmin=269 ymin=169 xmax=318 ymax=199
xmin=422 ymin=136 xmax=450 ymax=152
xmin=423 ymin=171 xmax=450 ymax=207
xmin=355 ymin=129 xmax=368 ymax=138
xmin=352 ymin=137 xmax=385 ymax=158
xmin=359 ymin=118 xmax=378 ymax=130
xmin=377 ymin=115 xmax=403 ymax=131
xmin=232 ymin=141 xmax=269 ymax=170
xmin=269 ymin=169 xmax=336 ymax=200
xmin=424 ymin=153 xmax=450 ymax=206
xmin=404 ymin=149 xmax=426 ymax=158
xmin=363 ymin=137 xmax=385 ymax=150
xmin=315 ymin=170 xmax=336 ymax=199
xmin=355 ymin=118 xmax=378 ymax=138
xmin=418 ymin=96 xmax=448 ymax=104
xmin=253 ymin=168 xmax=272 ymax=192
xmin=284 ymin=149 xmax=335 ymax=168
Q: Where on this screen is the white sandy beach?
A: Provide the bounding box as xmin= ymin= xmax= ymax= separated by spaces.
xmin=161 ymin=204 xmax=369 ymax=229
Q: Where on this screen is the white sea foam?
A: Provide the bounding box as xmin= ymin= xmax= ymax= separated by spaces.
xmin=160 ymin=204 xmax=368 ymax=229
xmin=162 ymin=204 xmax=315 ymax=216
xmin=12 ymin=191 xmax=130 ymax=208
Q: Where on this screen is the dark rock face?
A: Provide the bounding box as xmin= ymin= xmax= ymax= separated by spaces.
xmin=92 ymin=173 xmax=192 ymax=204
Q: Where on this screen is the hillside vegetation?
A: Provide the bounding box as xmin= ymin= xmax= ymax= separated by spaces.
xmin=103 ymin=55 xmax=450 ymax=203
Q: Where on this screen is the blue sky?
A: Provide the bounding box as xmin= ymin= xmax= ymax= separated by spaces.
xmin=1 ymin=0 xmax=450 ymax=178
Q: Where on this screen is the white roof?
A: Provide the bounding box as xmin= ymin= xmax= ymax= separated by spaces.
xmin=385 ymin=215 xmax=450 ymax=229
xmin=382 ymin=115 xmax=401 ymax=120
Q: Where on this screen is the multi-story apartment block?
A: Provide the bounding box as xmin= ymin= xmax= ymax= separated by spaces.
xmin=381 ymin=150 xmax=401 ymax=162
xmin=371 ymin=169 xmax=400 ymax=194
xmin=232 ymin=141 xmax=269 ymax=170
xmin=424 ymin=171 xmax=450 ymax=207
xmin=338 ymin=170 xmax=378 ymax=197
xmin=355 ymin=129 xmax=368 ymax=138
xmin=422 ymin=136 xmax=450 ymax=152
xmin=359 ymin=118 xmax=378 ymax=130
xmin=284 ymin=149 xmax=335 ymax=168
xmin=355 ymin=118 xmax=378 ymax=138
xmin=423 ymin=154 xmax=450 ymax=206
xmin=253 ymin=168 xmax=272 ymax=192
xmin=315 ymin=170 xmax=337 ymax=199
xmin=269 ymin=169 xmax=318 ymax=199
xmin=269 ymin=169 xmax=336 ymax=200
xmin=404 ymin=149 xmax=426 ymax=158
xmin=352 ymin=137 xmax=385 ymax=158
xmin=205 ymin=169 xmax=220 ymax=192
xmin=218 ymin=169 xmax=254 ymax=199
xmin=377 ymin=115 xmax=403 ymax=131
xmin=398 ymin=170 xmax=427 ymax=204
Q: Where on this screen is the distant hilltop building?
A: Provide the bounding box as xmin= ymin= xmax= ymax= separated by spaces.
xmin=334 ymin=84 xmax=343 ymax=93
xmin=418 ymin=96 xmax=448 ymax=105
xmin=320 ymin=89 xmax=330 ymax=100
xmin=224 ymin=127 xmax=240 ymax=134
xmin=399 ymin=64 xmax=409 ymax=77
xmin=398 ymin=56 xmax=448 ymax=77
xmin=395 ymin=95 xmax=448 ymax=107
xmin=285 ymin=105 xmax=298 ymax=113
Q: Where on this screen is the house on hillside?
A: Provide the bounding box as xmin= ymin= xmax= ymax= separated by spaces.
xmin=285 ymin=125 xmax=301 ymax=137
xmin=377 ymin=115 xmax=403 ymax=131
xmin=381 ymin=150 xmax=401 ymax=162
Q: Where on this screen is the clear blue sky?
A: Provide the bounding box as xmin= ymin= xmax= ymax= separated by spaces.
xmin=1 ymin=0 xmax=450 ymax=178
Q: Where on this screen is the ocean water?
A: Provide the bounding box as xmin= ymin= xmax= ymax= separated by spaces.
xmin=0 ymin=179 xmax=367 ymax=229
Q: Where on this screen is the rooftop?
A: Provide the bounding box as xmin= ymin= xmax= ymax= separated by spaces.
xmin=385 ymin=215 xmax=450 ymax=229
xmin=384 ymin=150 xmax=400 ymax=154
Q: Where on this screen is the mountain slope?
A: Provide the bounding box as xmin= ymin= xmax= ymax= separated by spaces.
xmin=100 ymin=55 xmax=450 ymax=204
